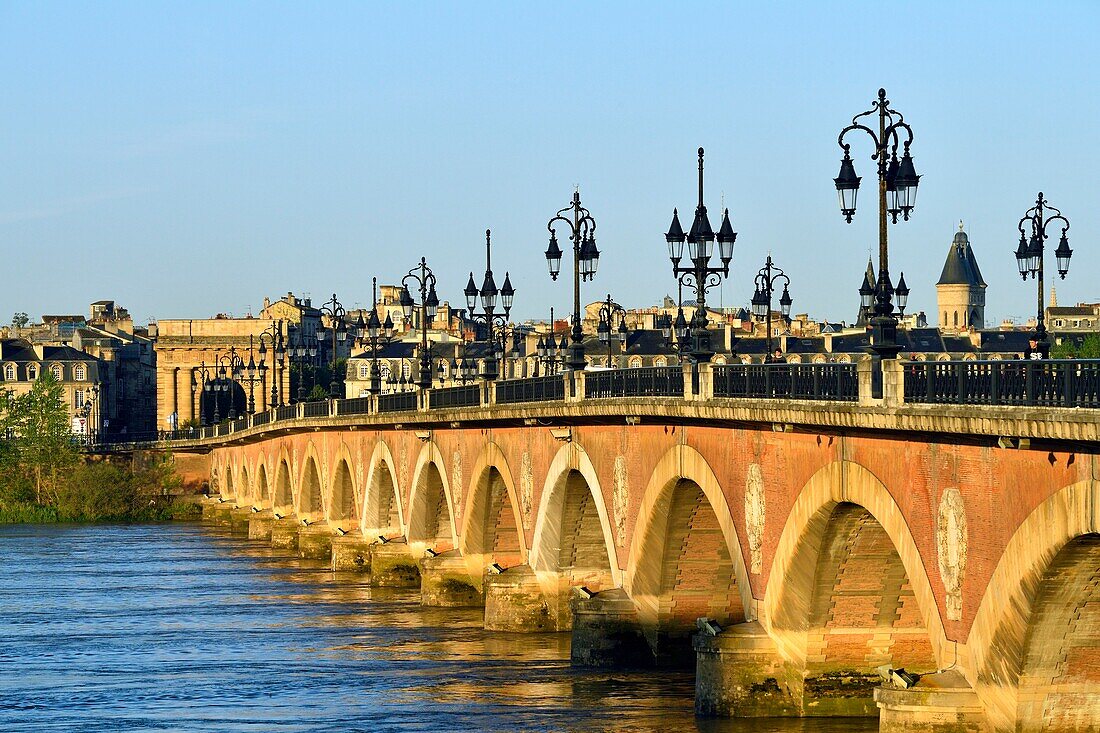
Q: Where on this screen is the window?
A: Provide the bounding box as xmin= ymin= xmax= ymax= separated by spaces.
xmin=74 ymin=389 xmax=85 ymax=408
xmin=358 ymin=364 xmax=370 ymax=379
xmin=628 ymin=356 xmax=643 ymax=368
xmin=3 ymin=364 xmax=14 ymax=381
xmin=27 ymin=364 xmax=38 ymax=380
xmin=51 ymin=364 xmax=64 ymax=381
xmin=74 ymin=364 xmax=86 ymax=381
xmin=1055 ymin=319 xmax=1064 ymax=327
xmin=654 ymin=357 xmax=667 ymax=367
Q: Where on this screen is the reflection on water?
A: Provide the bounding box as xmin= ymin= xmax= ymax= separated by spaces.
xmin=0 ymin=524 xmax=877 ymax=732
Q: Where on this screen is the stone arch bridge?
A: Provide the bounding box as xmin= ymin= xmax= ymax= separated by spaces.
xmin=162 ymin=363 xmax=1099 ymax=732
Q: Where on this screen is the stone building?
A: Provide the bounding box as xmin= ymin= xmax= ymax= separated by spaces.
xmin=937 ymin=223 xmax=986 ymax=332
xmin=154 ymin=317 xmax=291 ymax=429
xmin=0 ymin=339 xmax=106 ymax=436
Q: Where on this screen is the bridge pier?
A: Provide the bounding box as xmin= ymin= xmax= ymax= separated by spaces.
xmin=331 ymin=532 xmax=374 ymax=572
xmin=202 ymin=500 xmax=232 ymax=524
xmin=483 ymin=565 xmax=570 ymax=632
xmin=270 ymin=517 xmax=300 ymax=551
xmin=569 ymin=588 xmax=652 ymax=668
xmin=420 ymin=551 xmax=484 ymax=607
xmin=247 ymin=510 xmax=275 ymax=541
xmin=694 ymin=621 xmax=801 ymax=717
xmin=368 ymin=539 xmax=421 ymax=587
xmin=874 ymin=671 xmax=990 ymax=732
xmin=228 ymin=507 xmax=252 ymax=535
xmin=297 ymin=524 xmax=333 ymax=560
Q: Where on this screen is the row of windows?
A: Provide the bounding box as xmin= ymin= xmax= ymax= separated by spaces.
xmin=1052 ymin=319 xmax=1095 ymax=329
xmin=2 ymin=362 xmax=89 ymax=382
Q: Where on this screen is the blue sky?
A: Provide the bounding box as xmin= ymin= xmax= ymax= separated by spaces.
xmin=2 ymin=2 xmax=1098 ymax=327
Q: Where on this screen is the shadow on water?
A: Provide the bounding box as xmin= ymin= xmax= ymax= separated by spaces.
xmin=0 ymin=523 xmax=877 ymax=733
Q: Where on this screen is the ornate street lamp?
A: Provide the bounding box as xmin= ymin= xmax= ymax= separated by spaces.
xmin=238 ymin=336 xmax=266 ymax=414
xmin=365 ymin=277 xmax=396 ymax=395
xmin=596 ymin=293 xmax=629 ymax=366
xmin=835 ymin=88 xmax=919 ymax=382
xmin=286 ymin=331 xmax=318 ymax=403
xmin=665 ymin=147 xmax=737 ymax=363
xmin=546 ymin=191 xmax=600 ymax=370
xmin=317 ymin=294 xmax=358 ymax=398
xmin=193 ymin=362 xmax=216 ymax=425
xmin=79 ymin=384 xmax=100 ymax=442
xmin=1015 ymin=192 xmax=1071 ymax=356
xmin=751 ymin=256 xmax=793 ymax=359
xmin=464 ymin=229 xmax=516 ymax=381
xmin=400 ymin=258 xmax=440 ymax=389
xmin=257 ymin=320 xmax=284 ymax=408
xmin=535 ymin=307 xmax=567 ymax=376
xmin=213 ymin=348 xmax=244 ymax=420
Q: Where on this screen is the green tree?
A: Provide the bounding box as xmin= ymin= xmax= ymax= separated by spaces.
xmin=8 ymin=373 xmax=77 ymax=505
xmin=1051 ymin=334 xmax=1100 ymax=359
xmin=11 ymin=312 xmax=29 ymax=329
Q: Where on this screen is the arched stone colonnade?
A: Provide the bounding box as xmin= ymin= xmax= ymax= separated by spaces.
xmin=201 ymin=425 xmax=1099 ymax=729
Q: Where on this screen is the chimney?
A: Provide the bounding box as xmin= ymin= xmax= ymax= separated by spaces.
xmin=263 ymin=297 xmax=271 ymax=310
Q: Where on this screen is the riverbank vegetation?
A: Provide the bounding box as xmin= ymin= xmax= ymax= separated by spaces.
xmin=1 ymin=375 xmax=197 ymax=523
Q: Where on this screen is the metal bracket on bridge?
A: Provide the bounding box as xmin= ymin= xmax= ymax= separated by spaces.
xmin=414 ymin=430 xmax=431 ymax=442
xmin=997 ymin=436 xmax=1030 ymax=450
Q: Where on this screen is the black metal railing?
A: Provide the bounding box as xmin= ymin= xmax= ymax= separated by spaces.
xmin=904 ymin=359 xmax=1100 ymax=408
xmin=252 ymin=411 xmax=272 ymax=426
xmin=429 ymin=384 xmax=482 ymax=410
xmin=339 ymin=397 xmax=373 ymax=415
xmin=302 ymin=401 xmax=330 ymax=418
xmin=496 ymin=374 xmax=566 ymax=404
xmin=713 ymin=363 xmax=858 ymax=401
xmin=275 ymin=405 xmax=296 ymax=422
xmin=584 ymin=367 xmax=684 ymax=398
xmin=378 ymin=390 xmax=418 ymax=413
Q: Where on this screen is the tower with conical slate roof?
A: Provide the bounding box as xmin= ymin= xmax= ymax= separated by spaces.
xmin=937 ymin=222 xmax=987 ymax=331
xmin=856 ymin=257 xmax=875 ymax=327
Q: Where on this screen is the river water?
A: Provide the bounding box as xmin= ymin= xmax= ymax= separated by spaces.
xmin=0 ymin=524 xmax=877 ymax=732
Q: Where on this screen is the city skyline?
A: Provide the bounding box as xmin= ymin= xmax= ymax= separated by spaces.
xmin=2 ymin=3 xmax=1098 ymax=326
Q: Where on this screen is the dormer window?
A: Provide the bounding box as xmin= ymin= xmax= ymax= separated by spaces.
xmin=3 ymin=364 xmax=14 ymax=381
xmin=74 ymin=364 xmax=86 ymax=381
xmin=51 ymin=364 xmax=64 ymax=381
xmin=27 ymin=364 xmax=39 ymax=381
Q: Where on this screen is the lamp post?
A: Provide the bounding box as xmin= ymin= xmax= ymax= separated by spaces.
xmin=596 ymin=293 xmax=629 ymax=366
xmin=665 ymin=148 xmax=738 ymax=363
xmin=193 ymin=362 xmax=215 ymax=425
xmin=399 ymin=258 xmax=440 ymax=390
xmin=214 ymin=348 xmax=245 ymax=420
xmin=1015 ymin=192 xmax=1071 ymax=356
xmin=834 ymin=88 xmax=920 ymax=381
xmin=536 ymin=307 xmax=568 ymax=376
xmin=545 ymin=191 xmax=600 ymax=370
xmin=464 ymin=229 xmax=515 ymax=381
xmin=751 ymin=256 xmax=793 ymax=359
xmin=239 ymin=336 xmax=266 ymax=414
xmin=257 ymin=320 xmax=285 ymax=408
xmin=286 ymin=331 xmax=317 ymax=403
xmin=79 ymin=384 xmax=99 ymax=442
xmin=317 ymin=294 xmax=358 ymax=398
xmin=365 ymin=277 xmax=396 ymax=395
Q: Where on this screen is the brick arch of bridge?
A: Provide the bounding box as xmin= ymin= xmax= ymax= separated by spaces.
xmin=762 ymin=460 xmax=948 ymax=675
xmin=361 ymin=439 xmax=404 ymax=538
xmin=967 ymin=478 xmax=1100 ymax=733
xmin=325 ymin=442 xmax=360 ymax=530
xmin=296 ymin=443 xmax=325 ymax=521
xmin=239 ymin=464 xmax=251 ymax=503
xmin=626 ymin=443 xmax=752 ymax=666
xmin=254 ymin=458 xmax=270 ymax=506
xmin=407 ymin=441 xmax=457 ymax=554
xmin=529 ymin=440 xmax=621 ymax=589
xmin=459 ymin=441 xmax=527 ymax=567
xmin=272 ymin=446 xmax=294 ymax=515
